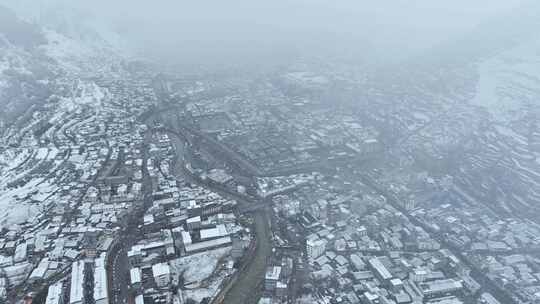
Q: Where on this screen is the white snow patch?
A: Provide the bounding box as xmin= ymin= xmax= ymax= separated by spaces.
xmin=170 ymin=246 xmax=231 ymax=284
xmin=494 ymin=125 xmax=528 ymax=146
xmin=471 ymin=37 xmax=540 ymax=121
xmin=58 ymin=80 xmax=108 ymax=110
xmin=0 ymin=183 xmax=47 ymax=229
xmin=183 ymin=274 xmax=228 ymax=304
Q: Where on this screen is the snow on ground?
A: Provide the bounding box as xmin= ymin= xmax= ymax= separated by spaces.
xmin=0 ymin=41 xmax=35 ymax=77
xmin=171 ymin=247 xmax=233 ymax=303
xmin=0 ymin=148 xmax=31 ymax=174
xmin=494 ymin=125 xmax=528 ymax=146
xmin=36 ymin=147 xmax=49 ymax=159
xmin=0 ymin=51 xmax=8 ymax=92
xmin=0 ymin=52 xmax=8 ymax=73
xmin=170 ymin=246 xmax=231 ymax=284
xmin=183 ymin=276 xmax=225 ymax=303
xmin=285 ymin=71 xmax=330 ymax=85
xmin=0 ymin=149 xmax=48 ymax=188
xmin=40 ymin=29 xmax=122 ymax=76
xmin=0 ymin=41 xmax=34 ymax=96
xmin=47 ymin=148 xmax=59 ymax=160
xmin=1 ymin=0 xmax=133 ymax=57
xmin=40 ymin=29 xmax=93 ymax=72
xmin=54 ymin=80 xmax=109 ymax=114
xmin=471 ymin=37 xmax=540 ymax=121
xmin=0 ymin=180 xmax=52 ymax=229
xmin=296 ymin=294 xmax=320 ymax=304
xmin=0 ymin=147 xmax=59 ymax=229
xmin=412 ymin=111 xmax=431 ymax=122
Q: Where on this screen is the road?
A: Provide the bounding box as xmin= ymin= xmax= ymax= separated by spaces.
xmin=110 ymin=245 xmax=130 ymax=304
xmin=108 ymin=128 xmax=154 ymax=304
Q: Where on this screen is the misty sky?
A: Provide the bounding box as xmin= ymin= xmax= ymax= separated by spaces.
xmin=1 ymin=0 xmax=533 ymax=66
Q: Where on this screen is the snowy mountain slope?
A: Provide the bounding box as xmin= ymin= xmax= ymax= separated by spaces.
xmin=0 ymin=5 xmax=45 ymax=49
xmin=0 ymin=0 xmax=131 ymax=57
xmin=40 ymin=28 xmax=124 ymax=77
xmin=0 ymin=0 xmax=131 ymax=74
xmin=0 ymin=35 xmax=55 ymax=126
xmin=471 ymin=36 xmax=540 ymax=121
xmin=0 ymin=4 xmax=126 ymax=228
xmin=0 ymin=3 xmax=128 ymax=129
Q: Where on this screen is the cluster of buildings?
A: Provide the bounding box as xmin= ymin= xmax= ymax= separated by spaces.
xmin=173 ymin=76 xmax=382 ymax=177
xmin=0 ymin=72 xmax=158 ymax=302
xmin=377 ymin=167 xmax=540 ymax=303
xmin=258 ymin=171 xmax=505 ymax=304
xmin=120 ymin=123 xmax=251 ymax=304
xmin=3 ymin=46 xmax=540 ymax=304
xmin=123 ymin=181 xmax=249 ymax=303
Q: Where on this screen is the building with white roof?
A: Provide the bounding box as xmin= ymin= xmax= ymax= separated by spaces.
xmin=306 ymin=238 xmax=326 ymax=260
xmin=94 ymin=255 xmax=109 ymax=304
xmin=130 ymin=267 xmax=142 ymax=288
xmin=265 ymin=266 xmax=282 ymax=290
xmin=181 ymin=231 xmax=192 ymax=246
xmin=14 ymin=242 xmax=28 ymax=263
xmin=135 ymin=295 xmax=145 ymax=304
xmin=184 ymin=236 xmax=232 ymax=254
xmin=369 ymin=257 xmax=393 ymax=282
xmin=45 ymin=282 xmax=64 ymax=304
xmin=152 ymin=263 xmax=171 ymax=288
xmin=186 ymin=216 xmax=201 ymax=230
xmin=420 ymin=279 xmax=463 ymax=297
xmin=480 ymin=292 xmax=501 ymax=304
xmin=411 ymin=268 xmax=428 ymax=282
xmin=29 ymin=258 xmax=50 ymax=283
xmin=199 ymin=224 xmax=229 ymax=240
xmin=0 ymin=277 xmax=6 ymax=300
xmin=70 ymin=260 xmax=85 ymax=304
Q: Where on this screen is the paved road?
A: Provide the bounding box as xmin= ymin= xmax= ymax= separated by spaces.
xmin=108 ymin=128 xmax=154 ymax=304
xmin=111 ymin=246 xmax=130 ymax=304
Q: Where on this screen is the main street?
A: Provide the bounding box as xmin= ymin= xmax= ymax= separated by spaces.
xmin=107 ymin=127 xmax=154 ymax=304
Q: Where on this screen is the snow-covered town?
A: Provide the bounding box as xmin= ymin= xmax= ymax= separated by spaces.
xmin=2 ymin=1 xmax=540 ymax=304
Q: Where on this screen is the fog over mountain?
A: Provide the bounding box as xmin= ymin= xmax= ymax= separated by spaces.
xmin=1 ymin=0 xmax=535 ymax=66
